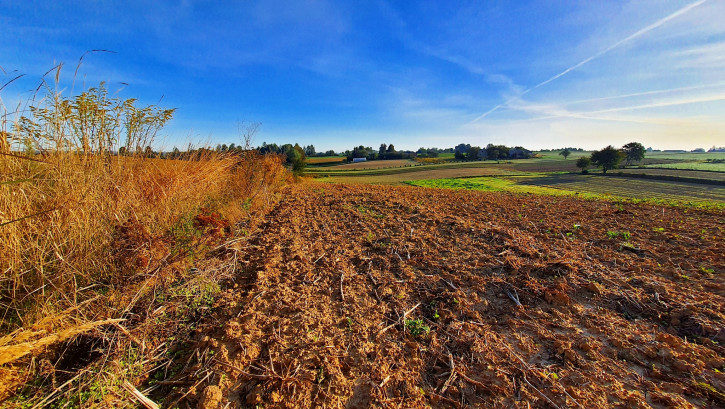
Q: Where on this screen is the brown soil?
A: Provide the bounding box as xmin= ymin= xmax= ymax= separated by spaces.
xmin=157 ymin=183 xmax=725 ymax=408
xmin=325 ymin=159 xmax=417 ymax=170
xmin=322 ymin=167 xmax=515 ymax=185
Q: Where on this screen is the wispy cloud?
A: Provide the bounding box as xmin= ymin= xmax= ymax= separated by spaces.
xmin=470 ymin=0 xmax=709 ymax=123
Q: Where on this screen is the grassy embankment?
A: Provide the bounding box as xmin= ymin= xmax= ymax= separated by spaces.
xmin=0 ymin=72 xmax=288 ymax=405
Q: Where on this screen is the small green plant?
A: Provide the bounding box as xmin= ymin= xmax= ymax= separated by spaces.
xmin=405 ymin=319 xmax=430 ymax=337
xmin=700 ymin=266 xmax=715 ymax=274
xmin=607 ymin=230 xmax=631 ymax=241
xmin=315 ymin=366 xmax=326 ymax=384
xmin=345 ymin=316 xmax=353 ymax=330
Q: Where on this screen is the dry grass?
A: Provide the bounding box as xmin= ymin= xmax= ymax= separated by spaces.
xmin=0 ymin=64 xmax=289 ymax=405
xmin=1 ymin=152 xmax=286 ymax=326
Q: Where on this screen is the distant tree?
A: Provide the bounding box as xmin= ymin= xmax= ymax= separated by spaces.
xmin=387 ymin=144 xmax=395 ymax=153
xmin=351 ymin=145 xmax=369 ymax=159
xmin=486 ymin=144 xmax=510 ymax=161
xmin=510 ymin=146 xmax=532 ymax=159
xmin=325 ymin=150 xmax=336 ymax=156
xmin=118 ymin=146 xmax=127 ymax=156
xmin=591 ymin=146 xmax=624 ymax=173
xmin=144 ymin=146 xmax=153 ymax=158
xmin=559 ymin=148 xmax=571 ymax=159
xmin=280 ymin=144 xmax=295 ymax=163
xmin=576 ymin=156 xmax=591 ymax=174
xmin=291 ymin=143 xmax=306 ymax=175
xmin=454 ymin=143 xmax=470 ymax=160
xmin=622 ymin=142 xmax=645 ymax=166
xmin=467 ymin=146 xmax=481 ymax=161
xmin=379 ymin=143 xmax=387 ymax=155
xmin=304 ymin=144 xmax=316 ymax=156
xmin=455 ymin=143 xmax=471 ymax=153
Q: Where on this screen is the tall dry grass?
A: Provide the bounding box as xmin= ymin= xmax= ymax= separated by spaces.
xmin=0 ymin=64 xmax=288 ymax=376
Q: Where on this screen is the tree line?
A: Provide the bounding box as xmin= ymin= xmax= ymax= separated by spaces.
xmin=453 ymin=143 xmax=532 ymax=161
xmin=562 ymin=142 xmax=646 ymax=174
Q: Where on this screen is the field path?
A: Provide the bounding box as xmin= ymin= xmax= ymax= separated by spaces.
xmin=167 ymin=184 xmax=725 ymax=408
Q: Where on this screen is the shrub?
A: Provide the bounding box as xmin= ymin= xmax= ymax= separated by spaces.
xmin=576 ymin=156 xmax=591 ymax=174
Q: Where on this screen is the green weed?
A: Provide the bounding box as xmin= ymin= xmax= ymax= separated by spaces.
xmin=405 ymin=319 xmax=430 ymax=337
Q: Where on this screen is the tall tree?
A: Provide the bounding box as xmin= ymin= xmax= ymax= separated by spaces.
xmin=291 ymin=143 xmax=306 ymax=175
xmin=559 ymin=148 xmax=571 ymax=159
xmin=622 ymin=142 xmax=645 ymax=166
xmin=591 ymin=146 xmax=624 ymax=173
xmin=467 ymin=146 xmax=481 ymax=161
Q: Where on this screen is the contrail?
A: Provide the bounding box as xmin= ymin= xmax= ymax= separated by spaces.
xmin=470 ymin=0 xmax=709 ymax=123
xmin=515 ymin=93 xmax=725 ymax=124
xmin=584 ymin=93 xmax=725 ymax=114
xmin=564 ymin=81 xmax=725 ymax=105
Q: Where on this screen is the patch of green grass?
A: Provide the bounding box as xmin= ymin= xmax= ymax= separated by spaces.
xmin=644 ymin=161 xmax=725 ymax=172
xmin=405 ymin=319 xmax=430 ymax=337
xmin=700 ymin=266 xmax=715 ymax=274
xmin=406 ymin=175 xmax=594 ymax=197
xmin=405 ymin=175 xmax=725 ymax=210
xmin=607 ymin=231 xmax=631 ymax=241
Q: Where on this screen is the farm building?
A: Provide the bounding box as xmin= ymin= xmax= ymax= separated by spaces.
xmin=352 ymin=157 xmax=367 ymax=163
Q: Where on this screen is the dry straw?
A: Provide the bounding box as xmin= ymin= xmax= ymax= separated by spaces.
xmin=0 ymin=57 xmax=288 ymax=389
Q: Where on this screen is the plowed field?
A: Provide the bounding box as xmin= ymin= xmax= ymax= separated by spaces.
xmin=164 ymin=184 xmax=725 ymax=408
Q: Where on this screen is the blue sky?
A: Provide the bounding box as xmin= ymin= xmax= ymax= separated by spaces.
xmin=1 ymin=0 xmax=724 ymax=151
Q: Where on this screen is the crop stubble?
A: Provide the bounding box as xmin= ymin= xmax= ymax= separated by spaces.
xmin=171 ymin=184 xmax=724 ymax=408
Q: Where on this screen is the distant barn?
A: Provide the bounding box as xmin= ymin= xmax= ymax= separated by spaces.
xmin=352 ymin=157 xmax=367 ymax=163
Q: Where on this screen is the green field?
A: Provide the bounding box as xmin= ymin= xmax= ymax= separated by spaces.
xmin=616 ymin=168 xmax=725 ymax=182
xmin=644 ymin=161 xmax=725 ymax=172
xmin=406 ymin=174 xmax=725 ymax=208
xmin=311 ymin=150 xmax=725 ymax=208
xmin=645 ymin=151 xmax=725 ymax=160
